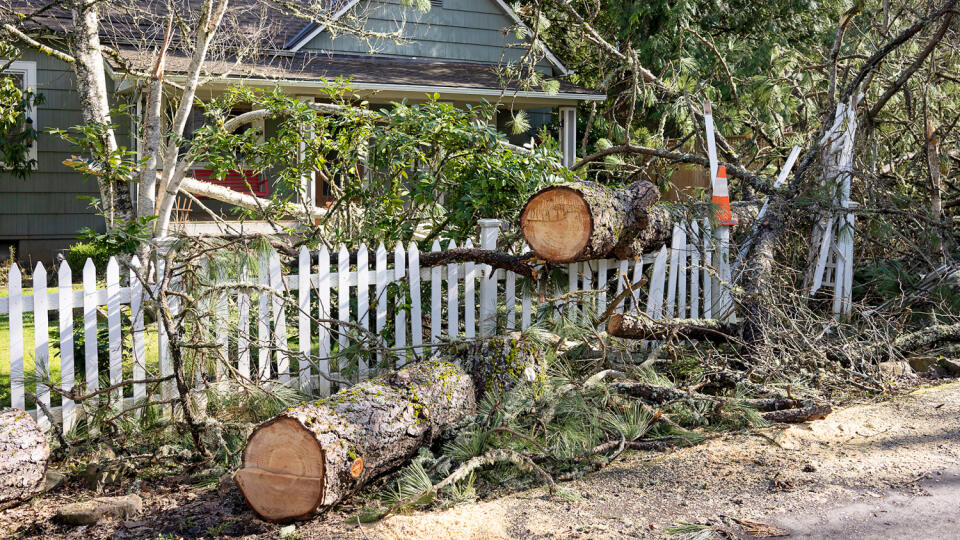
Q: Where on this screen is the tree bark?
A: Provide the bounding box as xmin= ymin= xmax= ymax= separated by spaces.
xmin=607 ymin=313 xmax=739 ymax=343
xmin=762 ymin=403 xmax=832 ymax=423
xmin=235 ymin=360 xmax=475 ymax=522
xmin=70 ymin=0 xmax=135 ymax=229
xmin=442 ymin=333 xmax=547 ymax=399
xmin=520 ymin=180 xmax=659 ymax=262
xmin=0 ymin=409 xmax=49 ymax=510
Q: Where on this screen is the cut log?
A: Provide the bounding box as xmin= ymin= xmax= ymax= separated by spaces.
xmin=520 ymin=178 xmax=760 ymax=263
xmin=442 ymin=332 xmax=547 ymax=399
xmin=520 ymin=180 xmax=659 ymax=262
xmin=235 ymin=360 xmax=475 ymax=522
xmin=0 ymin=409 xmax=49 ymax=510
xmin=607 ymin=313 xmax=740 ymax=343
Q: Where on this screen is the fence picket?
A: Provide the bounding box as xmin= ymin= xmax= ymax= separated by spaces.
xmin=521 ymin=275 xmax=531 ymax=330
xmin=567 ymin=262 xmax=579 ymax=320
xmin=375 ymin=243 xmax=388 ymax=370
xmin=464 ymin=239 xmax=476 ymax=339
xmin=317 ymin=247 xmax=331 ymax=395
xmin=393 ymin=243 xmax=406 ymax=367
xmin=689 ymin=220 xmax=701 ymax=319
xmin=703 ymin=218 xmax=713 ymax=319
xmin=447 ymin=240 xmax=459 ymax=339
xmin=597 ymin=259 xmax=608 ymax=323
xmin=130 ymin=258 xmax=146 ymax=410
xmin=408 ymin=243 xmax=423 ymax=359
xmin=337 ymin=244 xmax=349 ymax=380
xmin=632 ymin=258 xmax=644 ymax=312
xmin=357 ymin=244 xmax=369 ymax=380
xmin=33 ymin=263 xmax=50 ymax=428
xmin=258 ymin=254 xmax=271 ymax=380
xmin=8 ymin=264 xmax=24 ymax=411
xmin=270 ymin=251 xmax=288 ymax=382
xmin=505 ymin=267 xmax=516 ymax=331
xmin=677 ymin=227 xmax=688 ymax=319
xmin=430 ymin=240 xmax=441 ymax=344
xmin=646 ymin=247 xmax=668 ymax=319
xmin=237 ymin=265 xmax=250 ymax=380
xmin=583 ymin=262 xmax=594 ymax=322
xmin=106 ymin=258 xmax=122 ymax=408
xmin=57 ymin=261 xmax=75 ymax=431
xmin=616 ymin=260 xmax=629 ymax=312
xmin=214 ymin=265 xmax=228 ymax=380
xmin=665 ymin=225 xmax=682 ymax=318
xmin=298 ymin=246 xmax=311 ymax=391
xmin=153 ymin=251 xmax=171 ymax=399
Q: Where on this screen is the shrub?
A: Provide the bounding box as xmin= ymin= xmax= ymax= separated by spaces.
xmin=67 ymin=242 xmax=112 ymax=274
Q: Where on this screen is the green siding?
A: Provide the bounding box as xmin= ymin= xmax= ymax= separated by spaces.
xmin=302 ymin=0 xmax=556 ymax=73
xmin=0 ymin=47 xmax=135 ymax=243
xmin=0 ymin=48 xmax=102 ymax=240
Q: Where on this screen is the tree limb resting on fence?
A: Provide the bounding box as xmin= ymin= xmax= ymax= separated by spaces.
xmin=417 ymin=248 xmax=538 ymax=280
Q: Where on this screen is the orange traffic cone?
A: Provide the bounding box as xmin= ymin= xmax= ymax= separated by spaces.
xmin=712 ymin=166 xmax=737 ymax=225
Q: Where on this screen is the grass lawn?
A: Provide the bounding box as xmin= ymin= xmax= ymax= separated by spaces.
xmin=1 ymin=285 xmax=160 ymax=409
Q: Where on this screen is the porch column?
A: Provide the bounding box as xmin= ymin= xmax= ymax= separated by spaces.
xmin=559 ymin=106 xmax=577 ymax=168
xmin=297 ymin=96 xmax=316 ymax=205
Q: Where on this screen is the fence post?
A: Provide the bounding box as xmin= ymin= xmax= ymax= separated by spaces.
xmin=478 ymin=219 xmax=501 ymax=337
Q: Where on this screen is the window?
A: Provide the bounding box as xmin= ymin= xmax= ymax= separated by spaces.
xmin=0 ymin=60 xmax=38 ymax=169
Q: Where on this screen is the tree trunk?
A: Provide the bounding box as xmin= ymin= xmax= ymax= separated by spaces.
xmin=0 ymin=409 xmax=49 ymax=510
xmin=443 ymin=332 xmax=547 ymax=399
xmin=235 ymin=360 xmax=475 ymax=522
xmin=607 ymin=313 xmax=739 ymax=343
xmin=520 ymin=179 xmax=759 ymax=263
xmin=70 ymin=0 xmax=135 ymax=228
xmin=520 ymin=180 xmax=659 ymax=262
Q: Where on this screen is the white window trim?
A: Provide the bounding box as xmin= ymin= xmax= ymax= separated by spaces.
xmin=1 ymin=60 xmax=39 ymax=167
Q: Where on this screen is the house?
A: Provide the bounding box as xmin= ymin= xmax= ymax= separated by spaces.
xmin=0 ymin=0 xmax=604 ymax=261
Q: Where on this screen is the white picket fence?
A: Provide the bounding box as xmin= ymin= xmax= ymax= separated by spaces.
xmin=1 ymin=218 xmax=731 ymax=432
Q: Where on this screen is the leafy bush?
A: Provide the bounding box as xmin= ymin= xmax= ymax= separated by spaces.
xmin=68 ymin=216 xmax=155 ymax=273
xmin=67 ymin=242 xmax=112 ymax=274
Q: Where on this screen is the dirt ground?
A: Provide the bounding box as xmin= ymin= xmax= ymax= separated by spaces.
xmin=3 ymin=381 xmax=959 ymax=539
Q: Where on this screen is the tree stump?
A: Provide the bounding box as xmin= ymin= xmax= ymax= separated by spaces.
xmin=0 ymin=409 xmax=49 ymax=510
xmin=520 ymin=180 xmax=659 ymax=262
xmin=235 ymin=360 xmax=475 ymax=522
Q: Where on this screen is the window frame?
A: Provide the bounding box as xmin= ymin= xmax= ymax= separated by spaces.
xmin=1 ymin=59 xmax=39 ymax=168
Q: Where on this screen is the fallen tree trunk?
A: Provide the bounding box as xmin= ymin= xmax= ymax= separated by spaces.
xmin=520 ymin=180 xmax=659 ymax=262
xmin=520 ymin=177 xmax=759 ymax=263
xmin=442 ymin=332 xmax=547 ymax=399
xmin=607 ymin=313 xmax=740 ymax=343
xmin=235 ymin=360 xmax=475 ymax=522
xmin=0 ymin=409 xmax=49 ymax=510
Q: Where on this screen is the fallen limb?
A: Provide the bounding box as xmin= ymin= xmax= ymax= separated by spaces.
xmin=607 ymin=313 xmax=740 ymax=343
xmin=179 ymin=178 xmax=329 ymax=220
xmin=610 ymin=381 xmax=811 ymax=413
xmin=762 ymin=403 xmax=832 ymax=423
xmin=830 ymin=321 xmax=960 ymax=364
xmin=418 ymin=248 xmax=537 ymax=280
